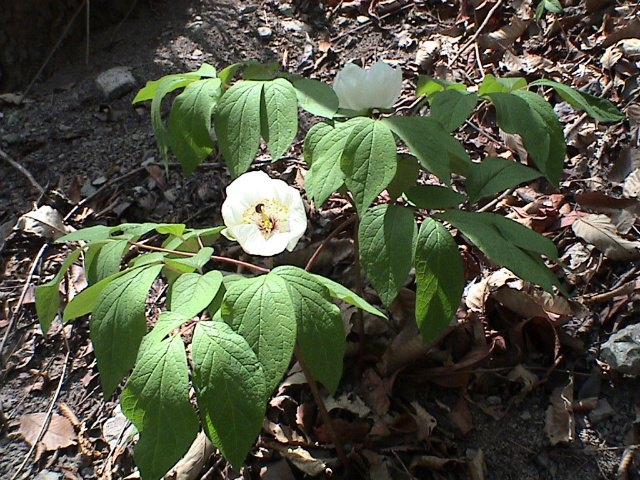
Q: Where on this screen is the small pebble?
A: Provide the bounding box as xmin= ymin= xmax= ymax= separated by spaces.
xmin=257 ymin=26 xmax=273 ymax=39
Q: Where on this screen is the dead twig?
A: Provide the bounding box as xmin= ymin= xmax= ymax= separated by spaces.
xmin=450 ymin=0 xmax=504 ymax=66
xmin=0 ymin=148 xmax=45 ymax=195
xmin=0 ymin=243 xmax=49 ymax=366
xmin=10 ymin=333 xmax=72 ymax=480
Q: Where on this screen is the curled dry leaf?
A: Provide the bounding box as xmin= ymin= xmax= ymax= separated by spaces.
xmin=19 ymin=412 xmax=76 ymax=450
xmin=572 ymin=213 xmax=640 ymax=260
xmin=623 ymin=168 xmax=640 ymax=198
xmin=544 ymin=377 xmax=575 ymax=445
xmin=165 ymin=431 xmax=214 ymax=480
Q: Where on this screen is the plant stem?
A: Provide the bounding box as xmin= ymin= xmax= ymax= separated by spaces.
xmin=127 ymin=240 xmax=270 ymax=273
xmin=305 ymin=215 xmax=357 ymax=272
xmin=350 ymin=216 xmax=367 ymax=372
xmin=294 ymin=345 xmax=351 ymax=472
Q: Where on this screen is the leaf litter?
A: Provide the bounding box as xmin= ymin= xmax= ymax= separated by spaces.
xmin=1 ymin=0 xmax=640 ymax=479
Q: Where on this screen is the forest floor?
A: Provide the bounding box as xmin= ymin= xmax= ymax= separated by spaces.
xmin=1 ymin=0 xmax=640 ymax=479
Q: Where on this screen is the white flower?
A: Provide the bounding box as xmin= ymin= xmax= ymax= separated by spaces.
xmin=333 ymin=61 xmax=403 ymax=111
xmin=221 ymin=171 xmax=307 ymax=256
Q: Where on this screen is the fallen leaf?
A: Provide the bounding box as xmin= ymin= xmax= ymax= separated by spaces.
xmin=19 ymin=412 xmax=76 ymax=450
xmin=544 ymin=377 xmax=574 ymax=445
xmin=166 ymin=431 xmax=213 ymax=480
xmin=572 ymin=213 xmax=640 ymax=260
xmin=275 ymin=446 xmax=327 ymax=476
xmin=449 ymin=396 xmax=474 ymax=436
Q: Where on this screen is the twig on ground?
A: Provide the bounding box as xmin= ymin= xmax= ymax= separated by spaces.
xmin=10 ymin=333 xmax=72 ymax=480
xmin=0 ymin=148 xmax=45 ymax=195
xmin=305 ymin=215 xmax=356 ymax=272
xmin=0 ymin=243 xmax=49 ymax=366
xmin=450 ymin=0 xmax=504 ymax=65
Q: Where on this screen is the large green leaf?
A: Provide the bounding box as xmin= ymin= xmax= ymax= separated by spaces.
xmin=91 ymin=264 xmax=164 ymax=397
xmin=342 ymin=118 xmax=397 ymax=213
xmin=215 ymin=81 xmax=263 ymax=177
xmin=121 ymin=335 xmax=199 ymax=480
xmin=478 ymin=75 xmax=527 ymax=95
xmin=138 ymin=311 xmax=189 ymax=358
xmin=168 ymin=78 xmax=222 ymax=175
xmin=414 ymin=218 xmax=465 ymax=342
xmin=386 ymin=154 xmax=420 ymax=199
xmin=85 ymin=239 xmax=129 ymax=285
xmin=488 ymin=90 xmax=565 ymax=187
xmin=382 ymin=116 xmax=470 ymax=183
xmin=35 ymin=248 xmax=83 ymax=334
xmin=293 ymin=78 xmax=339 ymax=118
xmin=192 ymin=321 xmax=267 ymax=469
xmin=359 ymin=205 xmax=417 ymax=307
xmin=405 ymin=185 xmax=468 ymax=209
xmin=164 ymin=247 xmax=214 ymax=273
xmin=305 ymin=119 xmax=366 ymax=207
xmin=57 ymin=225 xmax=115 ymax=243
xmin=530 ymin=79 xmax=625 ymax=123
xmin=467 ymin=156 xmax=543 ymax=203
xmin=272 ymin=266 xmax=345 ymax=394
xmin=261 ymin=79 xmax=299 ymax=160
xmin=303 ymin=120 xmax=334 ymax=167
xmin=221 ymin=274 xmax=296 ymax=396
xmin=168 ymin=270 xmax=223 ymax=319
xmin=63 ymin=269 xmax=130 ymax=323
xmin=132 ymin=64 xmax=217 ymax=103
xmin=437 ymin=210 xmax=563 ymax=292
xmin=428 ymin=90 xmax=478 ymax=132
xmin=311 ymin=274 xmax=386 ymax=318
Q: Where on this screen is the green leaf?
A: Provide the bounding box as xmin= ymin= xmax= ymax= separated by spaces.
xmin=138 ymin=311 xmax=189 ymax=357
xmin=91 ymin=264 xmax=164 ymax=397
xmin=62 ymin=269 xmax=130 ymax=323
xmin=359 ymin=205 xmax=417 ymax=307
xmin=35 ymin=248 xmax=83 ymax=334
xmin=342 ymin=118 xmax=397 ymax=213
xmin=57 ymin=225 xmax=116 ymax=243
xmin=155 ymin=224 xmax=186 ymax=237
xmin=414 ymin=218 xmax=465 ymax=342
xmin=272 ymin=266 xmax=345 ymax=394
xmin=85 ymin=239 xmax=129 ymax=285
xmin=261 ymin=79 xmax=299 ymax=160
xmin=303 ymin=121 xmax=334 ymax=167
xmin=311 ymin=274 xmax=386 ymax=318
xmin=218 ymin=62 xmax=242 ymax=85
xmin=132 ymin=64 xmax=217 ymax=103
xmin=118 ymin=222 xmax=173 ymax=237
xmin=479 ymin=74 xmax=527 ymax=95
xmin=488 ymin=90 xmax=565 ymax=187
xmin=387 ymin=154 xmax=420 ymax=199
xmin=416 ymin=77 xmax=467 ymax=97
xmin=437 ymin=210 xmax=563 ymax=292
xmin=382 ymin=116 xmax=470 ymax=183
xmin=168 ymin=270 xmax=223 ymax=318
xmin=428 ymin=90 xmax=478 ymax=132
xmin=192 ymin=321 xmax=267 ymax=469
xmin=305 ymin=119 xmax=365 ymax=207
xmin=293 ymin=78 xmax=339 ymax=118
xmin=221 ymin=274 xmax=296 ymax=397
xmin=404 ymin=185 xmax=467 ymax=209
xmin=168 ymin=78 xmax=222 ymax=175
xmin=529 ymin=79 xmax=625 ymax=123
xmin=467 ymin=156 xmax=543 ymax=203
xmin=164 ymin=247 xmax=214 ymax=272
xmin=121 ymin=335 xmax=199 ymax=480
xmin=215 ymin=81 xmax=263 ymax=177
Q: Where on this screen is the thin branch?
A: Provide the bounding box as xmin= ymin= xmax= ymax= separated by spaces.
xmin=0 ymin=148 xmax=45 ymax=195
xmin=450 ymin=0 xmax=504 ymax=65
xmin=305 ymin=215 xmax=357 ymax=272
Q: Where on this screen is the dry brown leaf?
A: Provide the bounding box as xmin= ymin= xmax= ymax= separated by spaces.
xmin=410 ymin=401 xmax=437 ymax=440
xmin=572 ymin=213 xmax=640 ymax=260
xmin=19 ymin=412 xmax=76 ymax=451
xmin=449 ymin=396 xmax=474 ymax=436
xmin=544 ymin=377 xmax=574 ymax=445
xmin=165 ymin=431 xmax=213 ymax=480
xmin=275 ymin=446 xmax=327 ymax=476
xmin=623 ymin=168 xmax=640 ymax=198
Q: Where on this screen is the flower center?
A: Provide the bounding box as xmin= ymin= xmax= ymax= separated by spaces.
xmin=242 ymin=199 xmax=291 ymax=240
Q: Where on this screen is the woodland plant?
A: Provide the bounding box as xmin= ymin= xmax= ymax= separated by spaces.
xmin=35 ymin=59 xmax=624 ymax=479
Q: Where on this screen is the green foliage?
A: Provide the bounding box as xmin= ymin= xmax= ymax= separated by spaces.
xmin=536 ymin=0 xmax=562 ymax=20
xmin=34 ymin=61 xmax=625 ymax=479
xmin=359 ymin=205 xmax=417 ymax=307
xmin=414 ymin=218 xmax=465 ymax=342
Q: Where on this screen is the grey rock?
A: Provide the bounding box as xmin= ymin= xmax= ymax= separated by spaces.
xmin=95 ymin=66 xmax=136 ymax=100
xmin=34 ymin=470 xmax=62 ymax=480
xmin=588 ymin=398 xmax=615 ymax=424
xmin=257 ymin=26 xmax=273 ymax=39
xmin=600 ymin=323 xmax=640 ymax=375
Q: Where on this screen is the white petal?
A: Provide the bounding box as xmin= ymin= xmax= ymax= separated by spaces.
xmin=333 ymin=63 xmax=367 ymax=110
xmin=368 ymin=61 xmax=403 ymax=108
